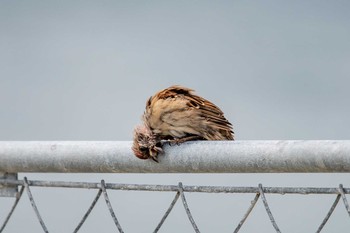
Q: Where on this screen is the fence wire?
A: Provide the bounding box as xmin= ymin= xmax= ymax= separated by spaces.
xmin=1 ymin=178 xmax=350 ymax=233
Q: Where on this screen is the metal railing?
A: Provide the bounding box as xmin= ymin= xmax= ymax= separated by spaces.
xmin=1 ymin=140 xmax=350 ymax=173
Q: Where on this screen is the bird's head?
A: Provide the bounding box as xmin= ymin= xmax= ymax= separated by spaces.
xmin=132 ymin=124 xmax=163 ymax=162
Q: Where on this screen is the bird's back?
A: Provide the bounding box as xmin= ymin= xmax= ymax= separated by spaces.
xmin=144 ymin=85 xmax=234 ymax=140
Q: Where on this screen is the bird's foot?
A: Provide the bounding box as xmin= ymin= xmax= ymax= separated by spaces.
xmin=150 ymin=156 xmax=159 ymax=163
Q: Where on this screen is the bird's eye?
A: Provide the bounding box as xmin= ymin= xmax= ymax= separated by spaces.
xmin=139 ymin=147 xmax=147 ymax=152
xmin=156 ymin=142 xmax=162 ymax=147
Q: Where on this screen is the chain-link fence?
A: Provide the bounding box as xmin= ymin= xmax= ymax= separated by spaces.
xmin=1 ymin=178 xmax=350 ymax=233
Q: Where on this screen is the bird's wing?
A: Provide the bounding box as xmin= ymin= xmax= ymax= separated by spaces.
xmin=146 ymin=85 xmax=233 ymax=140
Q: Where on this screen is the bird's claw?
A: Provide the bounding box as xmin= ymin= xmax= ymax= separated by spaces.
xmin=151 ymin=156 xmax=159 ymax=163
xmin=168 ymin=139 xmax=181 ymax=146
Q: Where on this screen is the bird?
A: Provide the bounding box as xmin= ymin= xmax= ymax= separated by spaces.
xmin=132 ymin=85 xmax=234 ymax=162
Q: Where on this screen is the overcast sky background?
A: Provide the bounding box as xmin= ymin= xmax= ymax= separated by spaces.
xmin=1 ymin=1 xmax=350 ymax=232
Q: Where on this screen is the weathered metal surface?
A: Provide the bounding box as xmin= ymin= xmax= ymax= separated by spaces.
xmin=0 ymin=141 xmax=349 ymax=173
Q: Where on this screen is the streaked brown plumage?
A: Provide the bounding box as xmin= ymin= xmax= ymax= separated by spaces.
xmin=144 ymin=85 xmax=234 ymax=141
xmin=132 ymin=85 xmax=234 ymax=161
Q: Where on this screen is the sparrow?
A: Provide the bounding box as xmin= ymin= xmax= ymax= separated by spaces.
xmin=132 ymin=85 xmax=234 ymax=161
xmin=132 ymin=124 xmax=163 ymax=162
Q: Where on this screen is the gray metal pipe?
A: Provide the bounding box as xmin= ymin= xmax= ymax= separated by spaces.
xmin=0 ymin=140 xmax=350 ymax=173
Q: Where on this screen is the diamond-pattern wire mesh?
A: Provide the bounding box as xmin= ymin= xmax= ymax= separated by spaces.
xmin=1 ymin=178 xmax=350 ymax=233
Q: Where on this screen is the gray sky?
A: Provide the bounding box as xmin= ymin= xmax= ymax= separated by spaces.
xmin=1 ymin=1 xmax=350 ymax=232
